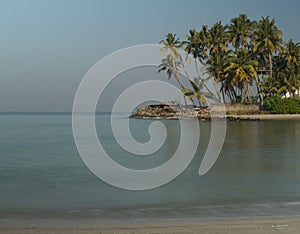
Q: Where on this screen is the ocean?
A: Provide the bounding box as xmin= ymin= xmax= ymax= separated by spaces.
xmin=0 ymin=113 xmax=300 ymax=221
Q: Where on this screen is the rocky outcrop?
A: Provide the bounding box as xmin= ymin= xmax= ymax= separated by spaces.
xmin=130 ymin=102 xmax=266 ymax=121
xmin=130 ymin=103 xmax=212 ymax=120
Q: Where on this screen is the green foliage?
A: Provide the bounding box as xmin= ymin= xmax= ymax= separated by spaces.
xmin=182 ymin=77 xmax=216 ymax=106
xmin=263 ymin=95 xmax=300 ymax=114
xmin=159 ymin=14 xmax=300 ymax=107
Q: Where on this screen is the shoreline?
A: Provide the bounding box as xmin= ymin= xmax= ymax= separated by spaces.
xmin=1 ymin=216 xmax=300 ymax=233
xmin=227 ymin=114 xmax=300 ymax=120
xmin=130 ymin=103 xmax=300 ymax=121
xmin=132 ymin=113 xmax=300 ymax=121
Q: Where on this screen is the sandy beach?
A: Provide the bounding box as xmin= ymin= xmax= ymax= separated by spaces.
xmin=1 ymin=216 xmax=300 ymax=233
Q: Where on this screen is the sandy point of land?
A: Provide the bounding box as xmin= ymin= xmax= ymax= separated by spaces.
xmin=1 ymin=217 xmax=300 ymax=234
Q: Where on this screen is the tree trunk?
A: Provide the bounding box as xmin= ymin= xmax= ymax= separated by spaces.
xmin=268 ymin=52 xmax=273 ymax=78
xmin=174 ymin=74 xmax=187 ymax=105
xmin=221 ymin=89 xmax=226 ymax=103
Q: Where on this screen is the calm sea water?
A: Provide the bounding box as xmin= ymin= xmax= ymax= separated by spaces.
xmin=0 ymin=113 xmax=300 ymax=220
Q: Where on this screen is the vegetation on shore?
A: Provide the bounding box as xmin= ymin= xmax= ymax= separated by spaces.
xmin=264 ymin=95 xmax=300 ymax=114
xmin=158 ymin=14 xmax=300 ymax=110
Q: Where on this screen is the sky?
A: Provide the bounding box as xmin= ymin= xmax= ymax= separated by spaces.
xmin=1 ymin=0 xmax=300 ymax=111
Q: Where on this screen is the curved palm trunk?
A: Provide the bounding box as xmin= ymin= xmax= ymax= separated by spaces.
xmin=179 ymin=55 xmax=191 ymax=80
xmin=169 ymin=55 xmax=188 ymax=105
xmin=210 ymin=79 xmax=222 ymax=101
xmin=194 ymin=59 xmax=216 ymax=101
xmin=269 ymin=52 xmax=273 ymax=78
xmin=232 ymin=88 xmax=238 ymax=103
xmin=174 ymin=74 xmax=188 ymax=105
xmin=178 ymin=56 xmax=199 ymax=106
xmin=174 ymin=74 xmax=185 ymax=90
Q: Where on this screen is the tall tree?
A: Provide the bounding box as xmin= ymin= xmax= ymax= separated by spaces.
xmin=184 ymin=29 xmax=203 ymax=79
xmin=281 ymin=39 xmax=300 ymax=73
xmin=184 ymin=25 xmax=210 ymax=65
xmin=205 ymin=52 xmax=229 ymax=101
xmin=272 ymin=41 xmax=300 ymax=97
xmin=184 ymin=26 xmax=214 ymax=92
xmin=159 ymin=33 xmax=182 ymax=60
xmin=228 ymin=14 xmax=255 ymax=50
xmin=159 ymin=15 xmax=298 ymax=105
xmin=225 ymin=49 xmax=258 ymax=102
xmin=252 ymin=16 xmax=282 ymax=79
xmin=208 ymin=21 xmax=230 ymax=55
xmin=158 ymin=54 xmax=184 ymax=90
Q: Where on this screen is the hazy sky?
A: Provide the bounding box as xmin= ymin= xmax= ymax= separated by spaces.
xmin=1 ymin=0 xmax=300 ymax=111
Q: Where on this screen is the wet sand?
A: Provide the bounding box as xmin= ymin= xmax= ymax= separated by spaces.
xmin=1 ymin=216 xmax=300 ymax=233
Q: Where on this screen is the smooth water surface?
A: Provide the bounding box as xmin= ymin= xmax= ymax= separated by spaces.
xmin=0 ymin=113 xmax=300 ymax=219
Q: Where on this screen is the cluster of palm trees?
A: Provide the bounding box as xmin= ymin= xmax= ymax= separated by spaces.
xmin=158 ymin=14 xmax=300 ymax=106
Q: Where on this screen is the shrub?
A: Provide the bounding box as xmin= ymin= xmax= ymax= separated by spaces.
xmin=263 ymin=95 xmax=300 ymax=114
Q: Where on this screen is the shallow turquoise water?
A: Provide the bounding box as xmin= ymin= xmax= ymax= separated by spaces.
xmin=0 ymin=113 xmax=300 ymax=219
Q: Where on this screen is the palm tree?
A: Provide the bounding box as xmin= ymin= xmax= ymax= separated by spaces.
xmin=273 ymin=47 xmax=300 ymax=97
xmin=159 ymin=33 xmax=182 ymax=60
xmin=158 ymin=54 xmax=184 ymax=89
xmin=259 ymin=76 xmax=281 ymax=97
xmin=281 ymin=39 xmax=300 ymax=73
xmin=208 ymin=21 xmax=230 ymax=55
xmin=198 ymin=25 xmax=211 ymax=59
xmin=281 ymin=40 xmax=300 ymax=96
xmin=252 ymin=16 xmax=283 ymax=79
xmin=224 ymin=49 xmax=258 ymax=102
xmin=277 ymin=68 xmax=300 ymax=97
xmin=184 ymin=30 xmax=200 ymax=59
xmin=184 ymin=29 xmax=203 ymax=79
xmin=160 ymin=32 xmax=194 ymax=81
xmin=204 ymin=52 xmax=229 ymax=101
xmin=182 ymin=77 xmax=215 ymax=107
xmin=184 ymin=25 xmax=210 ymax=65
xmin=259 ymin=54 xmax=300 ymax=98
xmin=184 ymin=27 xmax=214 ymax=97
xmin=228 ymin=14 xmax=255 ymax=50
xmin=158 ymin=15 xmax=298 ymax=105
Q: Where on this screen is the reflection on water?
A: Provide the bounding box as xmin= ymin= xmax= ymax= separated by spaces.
xmin=0 ymin=113 xmax=299 ymax=218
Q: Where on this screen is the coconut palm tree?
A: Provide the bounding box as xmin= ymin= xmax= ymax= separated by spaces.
xmin=159 ymin=33 xmax=182 ymax=60
xmin=273 ymin=48 xmax=300 ymax=97
xmin=259 ymin=76 xmax=281 ymax=97
xmin=184 ymin=29 xmax=203 ymax=79
xmin=281 ymin=39 xmax=300 ymax=73
xmin=183 ymin=26 xmax=214 ymax=95
xmin=208 ymin=21 xmax=230 ymax=55
xmin=160 ymin=32 xmax=194 ymax=81
xmin=197 ymin=25 xmax=211 ymax=59
xmin=277 ymin=68 xmax=300 ymax=97
xmin=204 ymin=52 xmax=229 ymax=101
xmin=225 ymin=49 xmax=258 ymax=102
xmin=184 ymin=25 xmax=210 ymax=65
xmin=252 ymin=16 xmax=283 ymax=79
xmin=158 ymin=15 xmax=298 ymax=105
xmin=158 ymin=54 xmax=184 ymax=89
xmin=228 ymin=14 xmax=255 ymax=50
xmin=182 ymin=77 xmax=215 ymax=107
xmin=184 ymin=30 xmax=201 ymax=60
